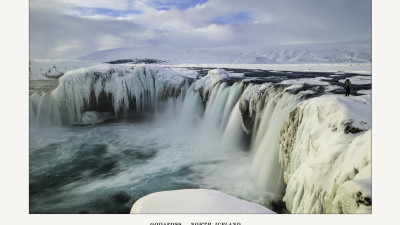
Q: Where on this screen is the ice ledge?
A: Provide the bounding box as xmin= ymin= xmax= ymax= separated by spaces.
xmin=130 ymin=189 xmax=276 ymax=214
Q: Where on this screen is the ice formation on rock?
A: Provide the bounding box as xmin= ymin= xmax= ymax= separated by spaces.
xmin=193 ymin=68 xmax=230 ymax=103
xmin=278 ymin=95 xmax=371 ymax=213
xmin=30 ymin=65 xmax=189 ymax=124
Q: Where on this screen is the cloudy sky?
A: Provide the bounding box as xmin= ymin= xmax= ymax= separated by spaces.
xmin=29 ymin=0 xmax=371 ymax=59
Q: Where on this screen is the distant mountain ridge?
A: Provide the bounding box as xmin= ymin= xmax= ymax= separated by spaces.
xmin=78 ymin=41 xmax=371 ymax=64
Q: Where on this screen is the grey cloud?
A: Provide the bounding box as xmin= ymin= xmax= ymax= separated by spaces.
xmin=30 ymin=0 xmax=371 ymax=59
xmin=30 ymin=7 xmax=147 ymax=58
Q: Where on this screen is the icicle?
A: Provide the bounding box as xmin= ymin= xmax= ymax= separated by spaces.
xmin=31 ymin=65 xmax=188 ymax=125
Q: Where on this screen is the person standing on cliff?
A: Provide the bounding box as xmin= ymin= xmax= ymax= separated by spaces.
xmin=344 ymin=78 xmax=351 ymax=96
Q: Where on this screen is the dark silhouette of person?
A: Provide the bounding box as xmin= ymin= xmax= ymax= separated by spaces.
xmin=344 ymin=79 xmax=351 ymax=96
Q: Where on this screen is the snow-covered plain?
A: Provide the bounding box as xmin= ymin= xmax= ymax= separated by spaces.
xmin=168 ymin=63 xmax=371 ymax=75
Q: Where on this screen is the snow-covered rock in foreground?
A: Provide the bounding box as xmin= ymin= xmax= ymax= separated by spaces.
xmin=336 ymin=163 xmax=372 ymax=213
xmin=279 ymin=95 xmax=371 ymax=213
xmin=130 ymin=189 xmax=276 ymax=214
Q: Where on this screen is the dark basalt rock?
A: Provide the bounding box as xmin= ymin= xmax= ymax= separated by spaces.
xmin=105 ymin=58 xmax=166 ymax=64
xmin=240 ymin=109 xmax=255 ymax=134
xmin=344 ymin=120 xmax=364 ymax=134
xmin=355 ymin=191 xmax=372 ymax=206
xmin=84 ymin=90 xmax=114 ymax=113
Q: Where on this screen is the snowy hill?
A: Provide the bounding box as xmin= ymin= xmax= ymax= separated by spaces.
xmin=78 ymin=41 xmax=371 ymax=64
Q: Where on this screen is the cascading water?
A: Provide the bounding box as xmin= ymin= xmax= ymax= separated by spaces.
xmin=202 ymin=82 xmax=243 ymax=132
xmin=221 ymin=102 xmax=246 ymax=149
xmin=179 ymin=83 xmax=203 ymax=123
xmin=220 ymin=82 xmax=243 ymax=131
xmin=203 ymin=82 xmax=230 ymax=128
xmin=30 ymin=92 xmax=64 ymax=127
xmin=249 ymin=91 xmax=302 ymax=195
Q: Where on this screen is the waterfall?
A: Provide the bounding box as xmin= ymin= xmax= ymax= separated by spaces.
xmin=29 ymin=92 xmax=64 ymax=127
xmin=171 ymin=74 xmax=307 ymax=197
xmin=221 ymin=101 xmax=246 ymax=149
xmin=249 ymin=91 xmax=301 ymax=196
xmin=29 ymin=65 xmax=307 ymax=198
xmin=179 ymin=83 xmax=204 ymax=124
xmin=220 ymin=82 xmax=243 ymax=131
xmin=189 ymin=75 xmax=304 ymax=196
xmin=203 ymin=82 xmax=230 ymax=129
